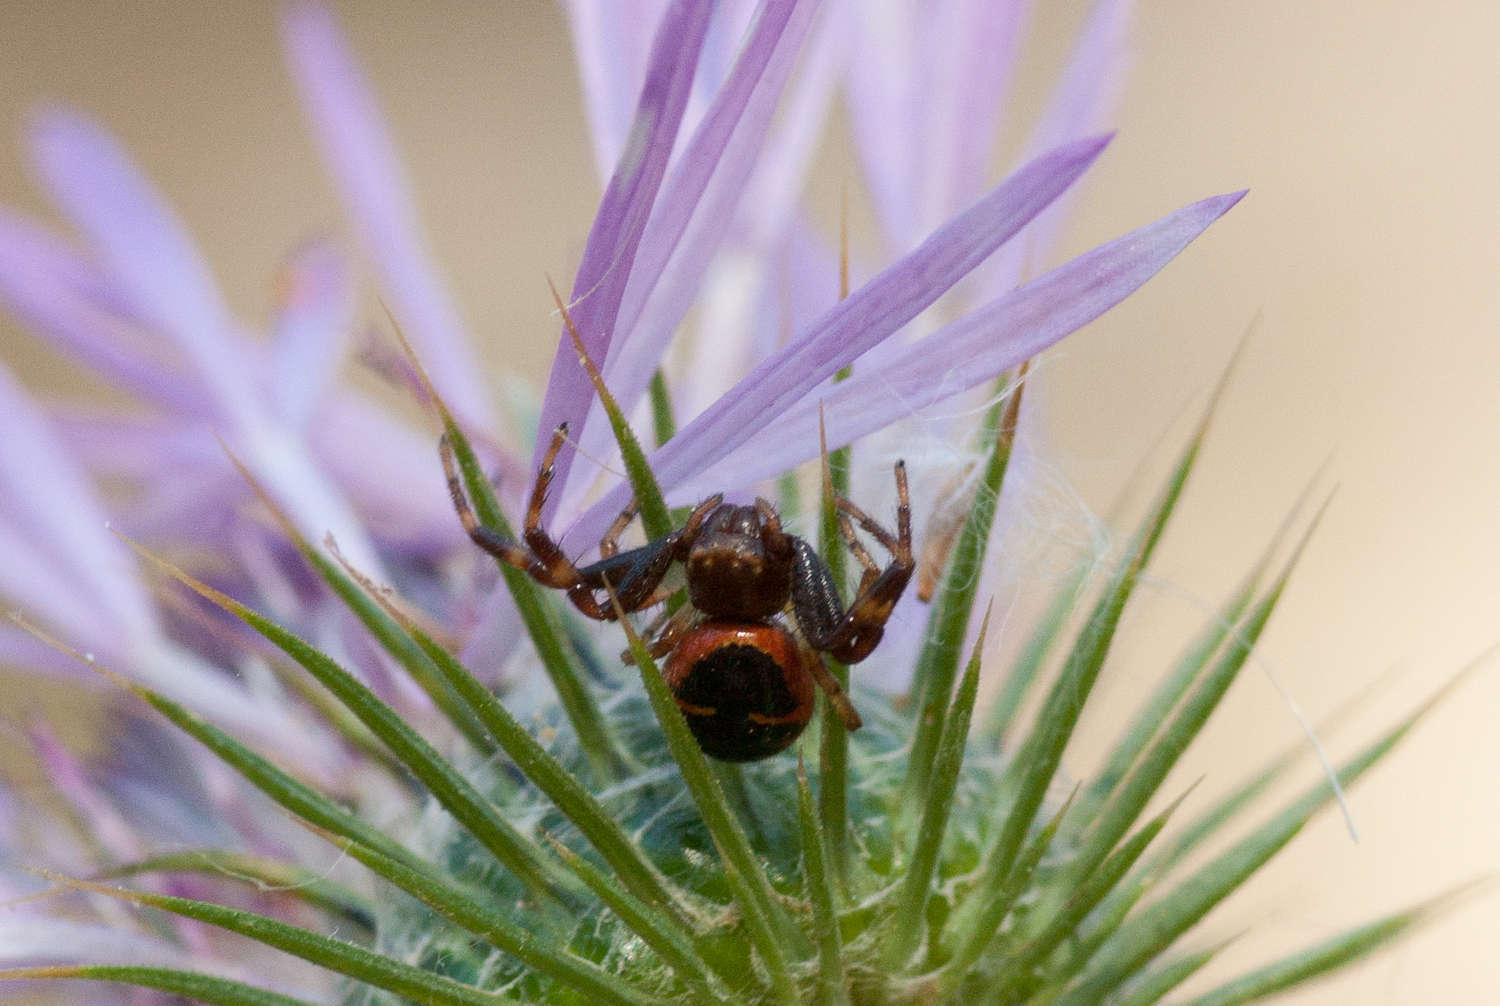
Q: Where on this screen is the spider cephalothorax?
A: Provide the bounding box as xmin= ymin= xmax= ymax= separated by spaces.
xmin=441 ymin=425 xmax=914 ymax=761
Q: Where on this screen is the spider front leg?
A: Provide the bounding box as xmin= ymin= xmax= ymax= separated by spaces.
xmin=572 ymin=493 xmax=724 ymax=619
xmin=440 ymin=425 xmax=590 ymax=595
xmin=790 ymin=460 xmax=914 ymax=664
xmin=599 ymin=499 xmax=639 ymax=559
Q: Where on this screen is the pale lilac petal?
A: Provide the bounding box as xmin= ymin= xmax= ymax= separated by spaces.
xmin=986 ymin=0 xmax=1133 ymax=286
xmin=0 ymin=370 xmax=344 ymax=770
xmin=50 ymin=395 xmax=451 ymax=555
xmin=270 ymin=239 xmax=355 ymax=429
xmin=0 ymin=625 xmax=84 ymax=680
xmin=567 ymin=134 xmax=1111 ymax=541
xmin=458 ymin=587 xmax=524 ymax=687
xmin=610 ymin=0 xmax=809 ymax=356
xmin=843 ymin=3 xmax=921 ymax=247
xmin=311 ymin=391 xmax=455 ymax=551
xmin=846 ymin=0 xmax=1033 ymax=250
xmin=666 ymin=216 xmax=836 ymax=427
xmin=0 ymin=920 xmax=170 ymax=965
xmin=913 ymin=0 xmax=1031 ymax=234
xmin=564 ymin=0 xmax=761 ymax=181
xmin=0 ymin=213 xmax=201 ymax=410
xmin=48 ymin=409 xmax=208 ymax=481
xmin=0 ymin=522 xmax=109 ymax=650
xmin=561 ymin=0 xmax=672 ymax=179
xmin=534 ymin=0 xmax=715 ymax=512
xmin=738 ymin=0 xmax=847 ymax=248
xmin=683 ymin=191 xmax=1248 ymax=494
xmin=28 ymin=108 xmax=260 ymax=429
xmin=281 ymin=3 xmax=495 ymax=432
xmin=0 ymin=363 xmax=156 ymax=645
xmin=576 ymin=0 xmax=820 ymax=467
xmin=233 ymin=422 xmax=387 ymax=578
xmin=1027 ymin=0 xmax=1133 ymax=162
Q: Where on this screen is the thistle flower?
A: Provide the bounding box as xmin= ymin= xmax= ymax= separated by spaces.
xmin=0 ymin=2 xmax=1460 ymax=1004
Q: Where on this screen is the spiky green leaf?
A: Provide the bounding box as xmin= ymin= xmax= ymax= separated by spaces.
xmin=817 ymin=408 xmax=854 ymax=883
xmin=41 ymin=873 xmax=498 ymax=1006
xmin=0 ymin=966 xmax=320 ymax=1006
xmin=798 ymin=759 xmax=850 ymax=1006
xmin=125 ymin=541 xmax=562 ymax=902
xmin=391 ymin=311 xmax=620 ymax=778
xmin=885 ymin=604 xmax=991 ymax=969
xmin=952 ymin=399 xmax=1207 ymax=941
xmin=906 ymin=370 xmax=1025 ymax=804
xmin=551 ymin=275 xmax=672 ymax=540
xmin=614 ymin=593 xmax=803 ymax=1001
xmin=1172 ymin=890 xmax=1462 ymax=1006
xmin=1057 ymin=702 xmax=1434 ymax=1005
xmin=99 ymin=850 xmax=373 ymax=931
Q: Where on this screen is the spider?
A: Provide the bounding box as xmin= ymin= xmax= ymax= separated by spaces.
xmin=440 ymin=424 xmax=914 ymax=762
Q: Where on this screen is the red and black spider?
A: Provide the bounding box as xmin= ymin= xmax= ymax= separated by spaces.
xmin=440 ymin=425 xmax=914 ymax=762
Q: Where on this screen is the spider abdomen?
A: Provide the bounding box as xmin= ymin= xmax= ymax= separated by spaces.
xmin=662 ymin=621 xmax=815 ymax=762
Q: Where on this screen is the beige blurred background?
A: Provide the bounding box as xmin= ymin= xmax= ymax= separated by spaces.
xmin=1 ymin=2 xmax=1496 ymax=1002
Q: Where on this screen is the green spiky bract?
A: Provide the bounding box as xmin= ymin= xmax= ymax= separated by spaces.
xmin=10 ymin=360 xmax=1466 ymax=1006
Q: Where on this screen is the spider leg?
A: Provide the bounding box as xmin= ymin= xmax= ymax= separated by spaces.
xmin=837 ymin=511 xmax=881 ymax=596
xmin=574 ymin=540 xmax=677 ymax=618
xmin=571 ymin=493 xmax=725 ymax=619
xmin=833 ymin=461 xmax=911 ymax=560
xmin=620 ymin=603 xmax=697 ymax=665
xmin=440 ymin=430 xmax=579 ymax=588
xmin=517 ymin=424 xmax=591 ymax=589
xmin=789 ymin=461 xmax=914 ymax=664
xmin=801 ymin=643 xmax=862 ymax=731
xmin=599 ymin=500 xmax=640 ymax=559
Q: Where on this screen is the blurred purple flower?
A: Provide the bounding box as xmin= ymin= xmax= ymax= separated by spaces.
xmin=0 ymin=0 xmax=1241 ymax=995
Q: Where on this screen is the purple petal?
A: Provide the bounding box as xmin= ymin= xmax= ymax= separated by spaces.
xmin=280 ymin=3 xmax=496 ymax=432
xmin=682 ymin=190 xmax=1248 ymax=494
xmin=567 ymin=134 xmax=1111 ymax=540
xmin=29 ymin=724 xmax=143 ymax=861
xmin=0 ymin=212 xmax=202 ymax=410
xmin=575 ymin=0 xmax=820 ymax=467
xmin=270 ymin=239 xmax=355 ymax=429
xmin=27 ymin=107 xmax=259 ymax=428
xmin=610 ymin=0 xmax=809 ymax=355
xmin=533 ymin=0 xmax=715 ymax=514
